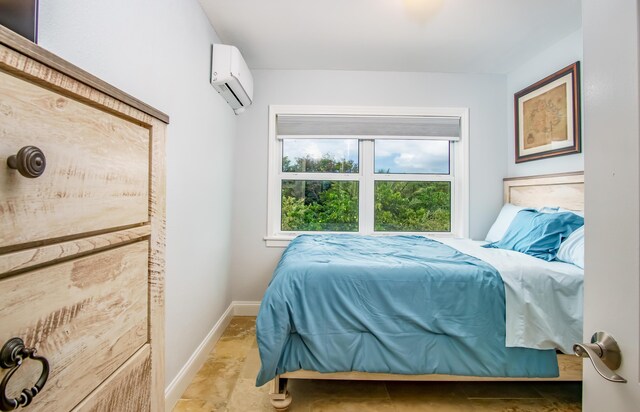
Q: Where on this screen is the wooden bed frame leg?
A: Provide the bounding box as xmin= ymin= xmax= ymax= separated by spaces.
xmin=269 ymin=375 xmax=292 ymax=411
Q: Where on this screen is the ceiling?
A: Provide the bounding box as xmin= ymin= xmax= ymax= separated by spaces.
xmin=198 ymin=0 xmax=581 ymax=74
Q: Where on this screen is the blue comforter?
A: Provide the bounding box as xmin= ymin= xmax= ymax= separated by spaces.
xmin=256 ymin=235 xmax=558 ymax=386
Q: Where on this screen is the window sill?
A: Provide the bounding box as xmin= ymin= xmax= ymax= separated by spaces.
xmin=264 ymin=236 xmax=296 ymax=248
xmin=264 ymin=232 xmax=459 ymax=248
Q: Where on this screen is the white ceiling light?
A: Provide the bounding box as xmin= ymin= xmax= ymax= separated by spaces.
xmin=402 ymin=0 xmax=444 ymax=23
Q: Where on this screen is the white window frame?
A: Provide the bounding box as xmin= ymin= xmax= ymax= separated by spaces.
xmin=265 ymin=105 xmax=469 ymax=247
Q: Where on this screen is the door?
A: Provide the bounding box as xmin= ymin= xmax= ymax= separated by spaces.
xmin=583 ymin=0 xmax=640 ymax=410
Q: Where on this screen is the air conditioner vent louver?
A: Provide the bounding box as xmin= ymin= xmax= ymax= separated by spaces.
xmin=225 ymin=83 xmax=244 ymax=107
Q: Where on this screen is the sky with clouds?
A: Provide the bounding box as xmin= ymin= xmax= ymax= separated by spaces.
xmin=283 ymin=139 xmax=449 ymax=174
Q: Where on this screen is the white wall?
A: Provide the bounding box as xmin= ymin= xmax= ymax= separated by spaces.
xmin=38 ymin=0 xmax=237 ymax=387
xmin=230 ymin=69 xmax=507 ymax=301
xmin=506 ymin=29 xmax=583 ymax=177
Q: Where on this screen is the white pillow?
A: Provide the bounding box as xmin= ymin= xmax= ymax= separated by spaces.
xmin=485 ymin=203 xmax=528 ymax=243
xmin=556 ymin=226 xmax=584 ymax=268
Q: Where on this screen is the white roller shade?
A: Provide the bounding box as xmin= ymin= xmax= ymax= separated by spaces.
xmin=276 ymin=114 xmax=461 ymax=140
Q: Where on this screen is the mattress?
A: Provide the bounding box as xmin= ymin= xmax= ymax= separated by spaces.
xmin=255 ymin=234 xmax=578 ymax=386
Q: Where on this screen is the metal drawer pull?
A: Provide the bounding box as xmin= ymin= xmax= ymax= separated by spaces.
xmin=7 ymin=146 xmax=46 ymax=178
xmin=573 ymin=331 xmax=627 ymax=383
xmin=0 ymin=338 xmax=50 ymax=411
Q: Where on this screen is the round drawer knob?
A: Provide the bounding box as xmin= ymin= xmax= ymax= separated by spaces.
xmin=0 ymin=338 xmax=49 ymax=411
xmin=7 ymin=146 xmax=46 ymax=178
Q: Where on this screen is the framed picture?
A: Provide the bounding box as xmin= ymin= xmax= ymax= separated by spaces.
xmin=514 ymin=61 xmax=581 ymax=163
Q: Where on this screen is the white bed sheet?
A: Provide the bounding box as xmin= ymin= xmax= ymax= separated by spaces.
xmin=438 ymin=238 xmax=583 ymax=354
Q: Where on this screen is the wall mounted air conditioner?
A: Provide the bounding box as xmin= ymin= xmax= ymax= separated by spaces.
xmin=210 ymin=44 xmax=253 ymax=115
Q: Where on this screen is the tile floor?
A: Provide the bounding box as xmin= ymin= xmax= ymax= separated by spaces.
xmin=173 ymin=317 xmax=582 ymax=411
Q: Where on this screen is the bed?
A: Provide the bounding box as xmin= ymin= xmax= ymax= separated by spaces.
xmin=257 ymin=172 xmax=584 ymax=411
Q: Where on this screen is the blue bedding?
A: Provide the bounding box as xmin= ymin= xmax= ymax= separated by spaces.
xmin=256 ymin=234 xmax=558 ymax=386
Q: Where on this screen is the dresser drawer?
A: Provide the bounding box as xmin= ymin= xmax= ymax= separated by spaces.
xmin=0 ymin=241 xmax=149 ymax=411
xmin=73 ymin=345 xmax=152 ymax=412
xmin=0 ymin=70 xmax=150 ymax=250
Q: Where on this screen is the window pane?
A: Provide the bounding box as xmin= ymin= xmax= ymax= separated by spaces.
xmin=282 ymin=139 xmax=359 ymax=173
xmin=375 ymin=181 xmax=451 ymax=232
xmin=375 ymin=140 xmax=450 ymax=174
xmin=281 ymin=180 xmax=359 ymax=231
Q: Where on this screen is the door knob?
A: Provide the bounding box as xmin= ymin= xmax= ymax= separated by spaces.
xmin=573 ymin=331 xmax=627 ymax=383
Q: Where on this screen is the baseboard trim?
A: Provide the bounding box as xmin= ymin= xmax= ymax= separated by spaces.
xmin=164 ymin=303 xmax=234 ymax=411
xmin=164 ymin=300 xmax=262 ymax=410
xmin=233 ymin=300 xmax=261 ymax=316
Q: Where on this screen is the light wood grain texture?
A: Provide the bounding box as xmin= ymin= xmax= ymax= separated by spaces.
xmin=0 ymin=26 xmax=168 ymax=123
xmin=504 ymin=172 xmax=584 ymax=212
xmin=73 ymin=345 xmax=152 ymax=412
xmin=0 ymin=242 xmax=149 ymax=412
xmin=0 ymin=225 xmax=151 ymax=276
xmin=0 ymin=70 xmax=150 ymax=249
xmin=0 ymin=33 xmax=166 ymax=411
xmin=281 ymin=354 xmax=582 ymax=382
xmin=148 ymin=117 xmax=166 ymax=412
xmin=0 ymin=42 xmax=157 ymax=129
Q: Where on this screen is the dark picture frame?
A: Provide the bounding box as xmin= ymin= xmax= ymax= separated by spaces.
xmin=514 ymin=61 xmax=581 ymax=163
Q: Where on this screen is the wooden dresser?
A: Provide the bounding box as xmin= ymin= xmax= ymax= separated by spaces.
xmin=0 ymin=26 xmax=167 ymax=411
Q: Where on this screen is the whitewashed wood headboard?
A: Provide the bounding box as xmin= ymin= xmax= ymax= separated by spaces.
xmin=504 ymin=172 xmax=584 ymax=212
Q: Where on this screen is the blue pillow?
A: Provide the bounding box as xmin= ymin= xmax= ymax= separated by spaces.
xmin=484 ymin=210 xmax=584 ymax=261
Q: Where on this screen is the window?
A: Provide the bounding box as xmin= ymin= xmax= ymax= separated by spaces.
xmin=266 ymin=106 xmax=469 ymax=246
